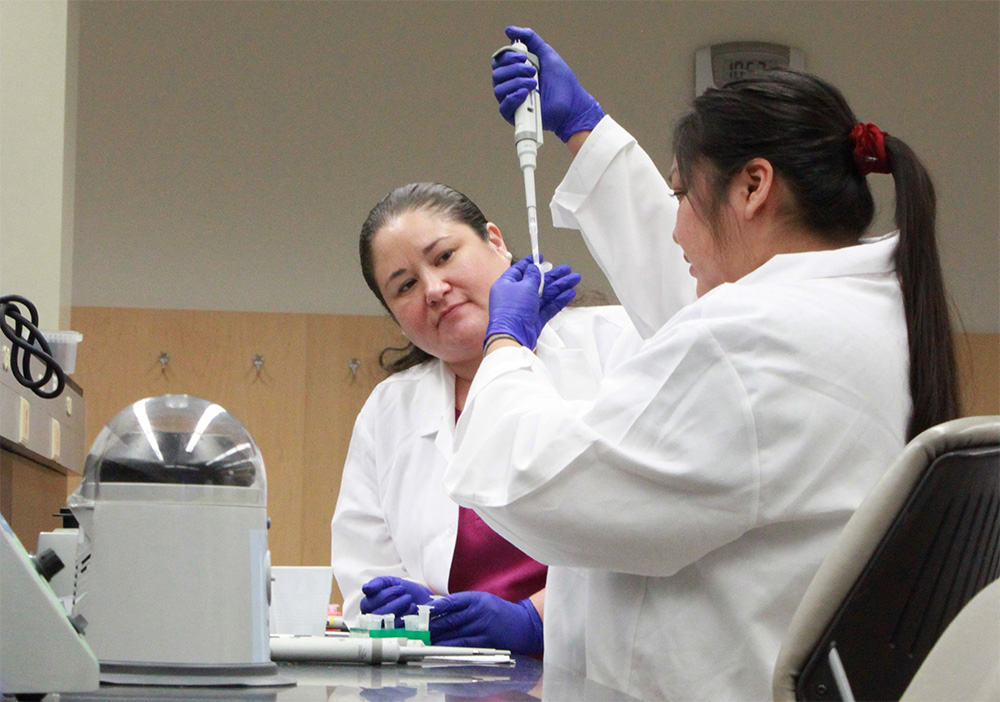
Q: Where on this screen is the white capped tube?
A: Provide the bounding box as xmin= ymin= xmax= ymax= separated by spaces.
xmin=416 ymin=604 xmax=431 ymax=630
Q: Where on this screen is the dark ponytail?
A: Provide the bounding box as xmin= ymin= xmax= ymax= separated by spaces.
xmin=885 ymin=136 xmax=960 ymax=438
xmin=673 ymin=70 xmax=959 ymax=439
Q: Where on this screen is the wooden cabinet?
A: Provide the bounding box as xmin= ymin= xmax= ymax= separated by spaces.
xmin=0 ymin=359 xmax=85 ymax=553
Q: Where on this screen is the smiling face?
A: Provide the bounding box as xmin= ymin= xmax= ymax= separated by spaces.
xmin=371 ymin=208 xmax=511 ymax=373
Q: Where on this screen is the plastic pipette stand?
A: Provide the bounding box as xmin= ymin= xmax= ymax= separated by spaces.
xmin=354 ymin=605 xmax=431 ymax=644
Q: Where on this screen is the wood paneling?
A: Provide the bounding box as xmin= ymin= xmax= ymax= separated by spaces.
xmin=956 ymin=333 xmax=1000 ymax=417
xmin=67 ymin=307 xmax=999 ymax=608
xmin=301 ymin=315 xmax=402 ymax=605
xmin=0 ymin=448 xmax=67 ymax=553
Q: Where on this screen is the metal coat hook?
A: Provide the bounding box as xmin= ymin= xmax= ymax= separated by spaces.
xmin=348 ymin=358 xmax=361 ymax=378
xmin=253 ymin=354 xmax=265 ymax=373
xmin=158 ymin=352 xmax=170 ymax=371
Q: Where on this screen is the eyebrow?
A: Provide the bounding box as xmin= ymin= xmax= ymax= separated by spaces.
xmin=383 ymin=236 xmax=449 ymax=287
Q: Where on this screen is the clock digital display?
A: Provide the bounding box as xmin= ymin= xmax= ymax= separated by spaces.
xmin=695 ymin=42 xmax=805 ymax=96
xmin=726 ymin=58 xmax=779 ymax=80
xmin=713 ymin=46 xmax=791 ymax=83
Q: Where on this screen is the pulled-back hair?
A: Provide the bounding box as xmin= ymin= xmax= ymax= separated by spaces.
xmin=673 ymin=70 xmax=958 ymax=440
xmin=360 ymin=182 xmax=491 ymax=374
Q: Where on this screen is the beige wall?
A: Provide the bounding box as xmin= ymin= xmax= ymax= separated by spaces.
xmin=69 ymin=1 xmax=1000 ymax=332
xmin=0 ymin=0 xmax=77 ymax=329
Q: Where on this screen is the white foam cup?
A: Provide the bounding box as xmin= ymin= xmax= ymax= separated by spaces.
xmin=40 ymin=330 xmax=83 ymax=374
xmin=269 ymin=566 xmax=333 ymax=636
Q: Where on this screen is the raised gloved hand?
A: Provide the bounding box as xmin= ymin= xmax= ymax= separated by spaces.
xmin=492 ymin=26 xmax=605 ymax=142
xmin=485 ymin=257 xmax=581 ymax=351
xmin=359 ymin=576 xmax=433 ymax=623
xmin=429 ymin=592 xmax=543 ymax=655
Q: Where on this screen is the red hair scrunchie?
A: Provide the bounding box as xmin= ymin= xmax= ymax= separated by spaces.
xmin=850 ymin=122 xmax=890 ymax=175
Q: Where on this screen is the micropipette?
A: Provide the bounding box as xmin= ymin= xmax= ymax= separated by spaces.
xmin=270 ymin=635 xmax=511 ymax=665
xmin=493 ymin=40 xmax=547 ymax=293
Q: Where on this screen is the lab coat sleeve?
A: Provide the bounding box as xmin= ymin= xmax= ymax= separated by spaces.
xmin=550 ymin=116 xmax=696 ymax=339
xmin=330 ymin=400 xmax=411 ymax=622
xmin=445 ymin=321 xmax=760 ymax=578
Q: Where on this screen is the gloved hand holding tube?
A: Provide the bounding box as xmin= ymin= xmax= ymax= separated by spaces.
xmin=491 ymin=26 xmax=606 ymax=143
xmin=360 ymin=576 xmax=433 ymax=624
xmin=429 ymin=591 xmax=544 ymax=655
xmin=484 ymin=257 xmax=581 ymax=353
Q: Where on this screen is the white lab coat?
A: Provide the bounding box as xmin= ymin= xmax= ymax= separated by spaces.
xmin=330 ymin=304 xmax=643 ymax=623
xmin=444 ymin=117 xmax=911 ymax=700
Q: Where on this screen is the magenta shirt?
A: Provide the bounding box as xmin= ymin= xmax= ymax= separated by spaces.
xmin=449 ymin=408 xmax=547 ymax=602
xmin=448 ymin=505 xmax=548 ymax=602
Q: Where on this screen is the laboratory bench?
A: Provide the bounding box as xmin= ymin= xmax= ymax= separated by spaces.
xmin=20 ymin=657 xmax=640 ymax=702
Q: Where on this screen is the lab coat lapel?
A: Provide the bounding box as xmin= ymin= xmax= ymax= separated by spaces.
xmin=417 ymin=360 xmax=457 ymax=461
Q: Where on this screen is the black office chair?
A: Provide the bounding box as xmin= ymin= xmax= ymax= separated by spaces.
xmin=773 ymin=415 xmax=1000 ymax=702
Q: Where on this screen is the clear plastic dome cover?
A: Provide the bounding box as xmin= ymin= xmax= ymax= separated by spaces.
xmin=74 ymin=395 xmax=266 ymax=500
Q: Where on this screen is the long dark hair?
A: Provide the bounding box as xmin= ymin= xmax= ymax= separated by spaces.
xmin=360 ymin=182 xmax=492 ymax=374
xmin=672 ymin=70 xmax=958 ymax=440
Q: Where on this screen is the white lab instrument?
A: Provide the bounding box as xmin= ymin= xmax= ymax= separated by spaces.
xmin=0 ymin=512 xmax=100 ymax=696
xmin=67 ymin=394 xmax=291 ymax=687
xmin=269 ymin=635 xmax=511 ymax=665
xmin=494 ymin=40 xmax=549 ymax=292
xmin=37 ymin=523 xmax=80 ymax=610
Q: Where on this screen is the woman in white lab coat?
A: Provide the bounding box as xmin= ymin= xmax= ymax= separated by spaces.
xmin=329 ymin=182 xmax=672 ymax=654
xmin=442 ymin=28 xmax=960 ymax=700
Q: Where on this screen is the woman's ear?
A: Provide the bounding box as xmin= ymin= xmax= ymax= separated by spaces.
xmin=734 ymin=158 xmax=775 ymax=220
xmin=486 ymin=222 xmax=509 ymax=257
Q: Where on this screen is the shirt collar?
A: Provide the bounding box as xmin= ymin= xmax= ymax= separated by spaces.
xmin=736 ymin=230 xmax=898 ymax=286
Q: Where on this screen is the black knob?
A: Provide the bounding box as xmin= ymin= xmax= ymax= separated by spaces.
xmin=69 ymin=612 xmax=88 ymax=635
xmin=32 ymin=548 xmax=64 ymax=582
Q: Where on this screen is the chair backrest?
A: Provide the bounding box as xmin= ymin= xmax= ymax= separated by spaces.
xmin=899 ymin=577 xmax=1000 ymax=701
xmin=773 ymin=415 xmax=1000 ymax=702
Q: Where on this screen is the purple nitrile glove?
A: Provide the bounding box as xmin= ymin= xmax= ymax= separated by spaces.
xmin=540 ymin=262 xmax=583 ymax=320
xmin=429 ymin=591 xmax=543 ymax=655
xmin=485 ymin=257 xmax=581 ymax=351
xmin=492 ymin=26 xmax=605 ymax=142
xmin=359 ymin=576 xmax=433 ymax=624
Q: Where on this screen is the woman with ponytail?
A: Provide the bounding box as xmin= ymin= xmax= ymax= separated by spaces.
xmin=668 ymin=79 xmax=958 ymax=441
xmin=441 ymin=27 xmax=961 ymax=701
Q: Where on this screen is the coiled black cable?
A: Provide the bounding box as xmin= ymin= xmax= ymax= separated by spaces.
xmin=0 ymin=294 xmax=66 ymax=399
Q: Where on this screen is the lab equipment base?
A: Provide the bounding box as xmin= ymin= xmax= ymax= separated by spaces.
xmin=98 ymin=661 xmax=294 ymax=688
